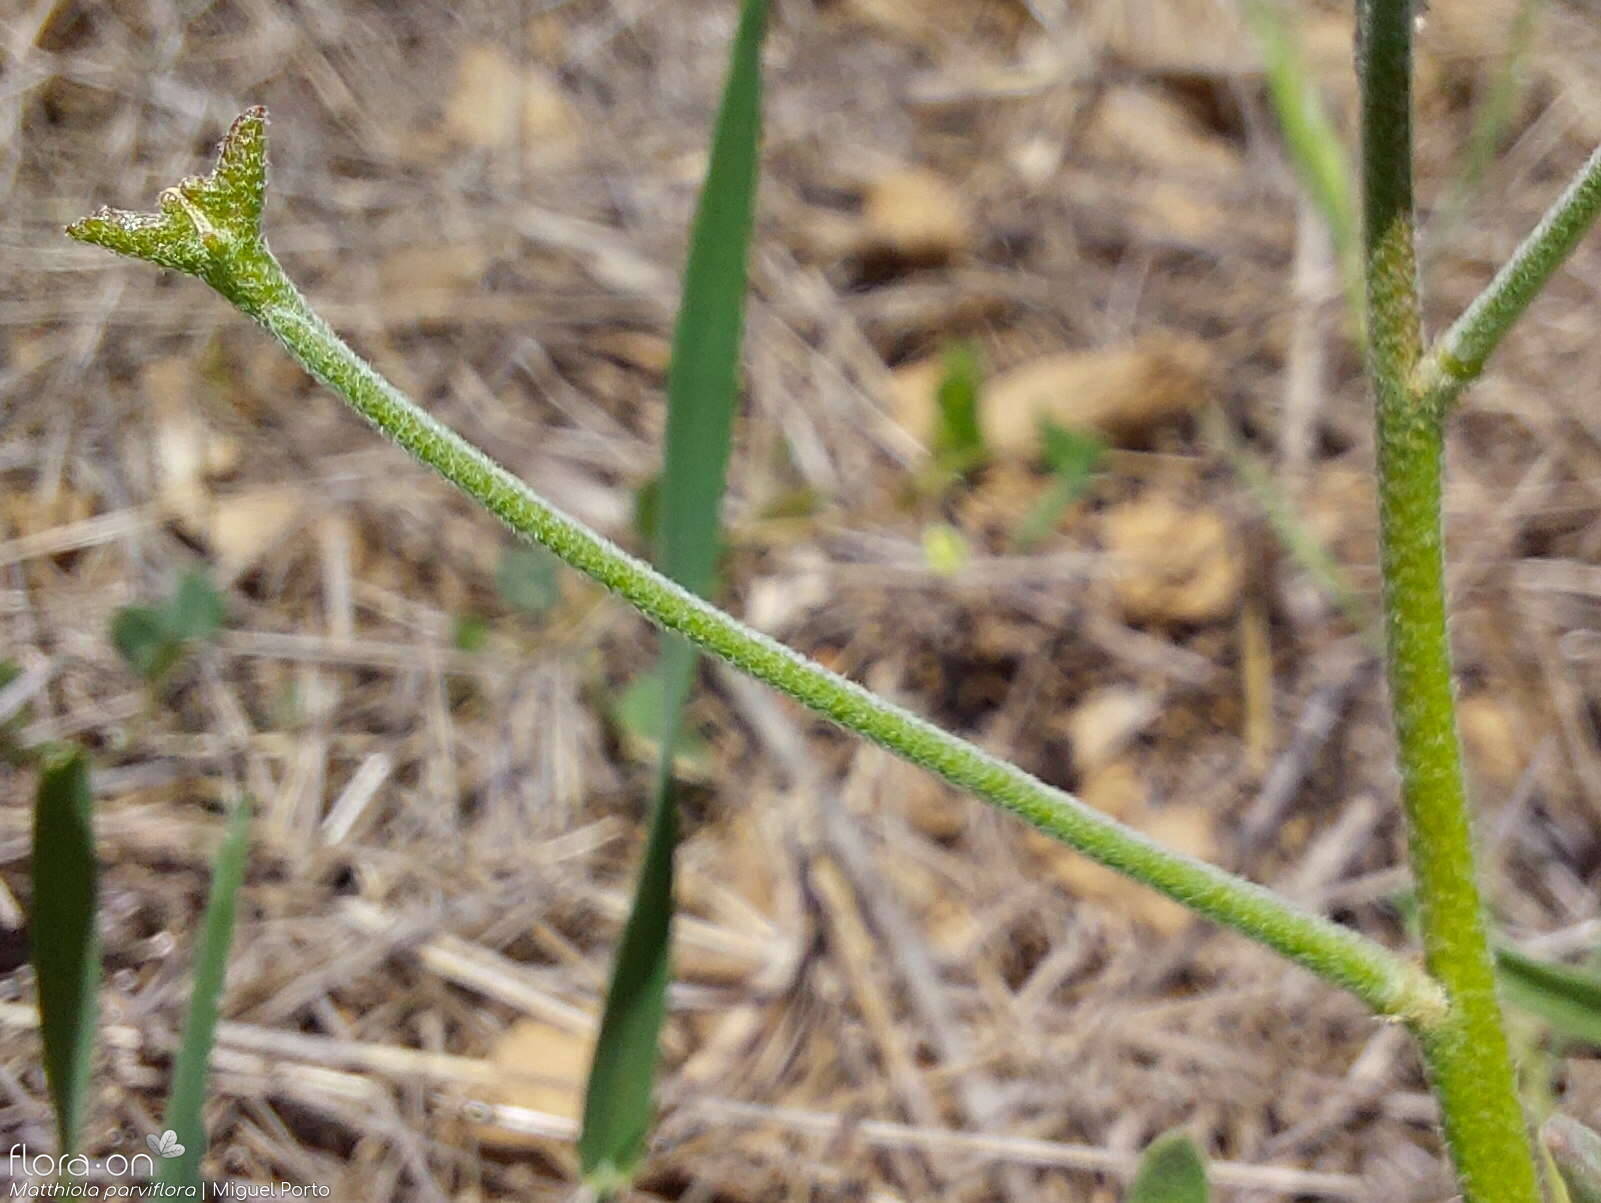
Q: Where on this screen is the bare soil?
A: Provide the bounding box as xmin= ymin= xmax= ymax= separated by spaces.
xmin=6 ymin=0 xmax=1601 ymax=1198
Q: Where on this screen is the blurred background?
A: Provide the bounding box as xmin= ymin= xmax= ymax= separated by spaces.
xmin=7 ymin=0 xmax=1601 ymax=1197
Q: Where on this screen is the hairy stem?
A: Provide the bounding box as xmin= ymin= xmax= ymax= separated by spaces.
xmin=246 ymin=248 xmax=1439 ymax=1021
xmin=1415 ymin=139 xmax=1601 ymax=411
xmin=1359 ymin=3 xmax=1542 ymax=1199
xmin=67 ymin=98 xmax=1450 ymax=1121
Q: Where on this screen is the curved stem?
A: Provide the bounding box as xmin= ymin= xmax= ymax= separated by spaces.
xmin=1359 ymin=3 xmax=1542 ymax=1199
xmin=252 ymin=253 xmax=1439 ymax=1023
xmin=65 ymin=100 xmax=1445 ymax=1065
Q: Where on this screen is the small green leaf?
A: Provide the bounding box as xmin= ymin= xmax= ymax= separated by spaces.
xmin=611 ymin=669 xmax=712 ymax=778
xmin=160 ymin=800 xmax=251 ymax=1190
xmin=168 ymin=571 xmax=225 ymax=642
xmin=1013 ymin=420 xmax=1104 ymax=549
xmin=496 ymin=544 xmax=562 ymax=617
xmin=1040 ymin=419 xmax=1105 ymax=481
xmin=1495 ymin=945 xmax=1601 ymax=1047
xmin=111 ymin=573 xmax=227 ymax=684
xmin=1128 ymin=1130 xmax=1208 ymax=1203
xmin=31 ymin=744 xmax=100 ymax=1157
xmin=933 ymin=340 xmax=984 ymax=469
xmin=111 ymin=605 xmax=179 ymax=682
xmin=1545 ymin=1114 xmax=1601 ymax=1203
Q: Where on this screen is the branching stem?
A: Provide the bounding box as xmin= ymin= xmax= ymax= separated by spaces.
xmin=1359 ymin=3 xmax=1543 ymax=1199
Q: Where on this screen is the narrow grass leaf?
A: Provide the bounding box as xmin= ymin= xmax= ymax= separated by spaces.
xmin=1128 ymin=1130 xmax=1208 ymax=1203
xmin=579 ymin=0 xmax=768 ymax=1190
xmin=1244 ymin=0 xmax=1363 ymax=326
xmin=1495 ymin=945 xmax=1601 ymax=1047
xmin=31 ymin=743 xmax=100 ymax=1157
xmin=159 ymin=799 xmax=251 ymax=1190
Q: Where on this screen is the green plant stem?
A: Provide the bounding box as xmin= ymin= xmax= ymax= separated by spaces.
xmin=68 ymin=98 xmax=1448 ymax=1064
xmin=1359 ymin=3 xmax=1542 ymax=1200
xmin=177 ymin=242 xmax=1440 ymax=1028
xmin=1415 ymin=138 xmax=1601 ymax=411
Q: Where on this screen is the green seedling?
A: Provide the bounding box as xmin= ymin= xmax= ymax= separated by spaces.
xmin=64 ymin=0 xmax=1601 ymax=1193
xmin=28 ymin=739 xmax=250 ymax=1188
xmin=933 ymin=339 xmax=985 ymax=472
xmin=1128 ymin=1130 xmax=1208 ymax=1203
xmin=158 ymin=800 xmax=251 ymax=1190
xmin=1013 ymin=418 xmax=1104 ymax=549
xmin=111 ymin=570 xmax=225 ymax=685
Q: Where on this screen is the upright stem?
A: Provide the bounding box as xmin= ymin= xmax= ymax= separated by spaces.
xmin=1359 ymin=3 xmax=1542 ymax=1199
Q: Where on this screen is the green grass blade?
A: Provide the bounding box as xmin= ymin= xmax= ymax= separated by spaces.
xmin=577 ymin=780 xmax=679 ymax=1194
xmin=579 ymin=0 xmax=769 ymax=1190
xmin=1494 ymin=944 xmax=1601 ymax=1047
xmin=30 ymin=743 xmax=100 ymax=1157
xmin=1244 ymin=0 xmax=1363 ymax=328
xmin=159 ymin=799 xmax=251 ymax=1190
xmin=1128 ymin=1130 xmax=1209 ymax=1203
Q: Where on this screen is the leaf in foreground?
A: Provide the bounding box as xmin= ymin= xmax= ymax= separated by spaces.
xmin=31 ymin=744 xmax=100 ymax=1157
xmin=1128 ymin=1129 xmax=1209 ymax=1203
xmin=578 ymin=0 xmax=769 ymax=1189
